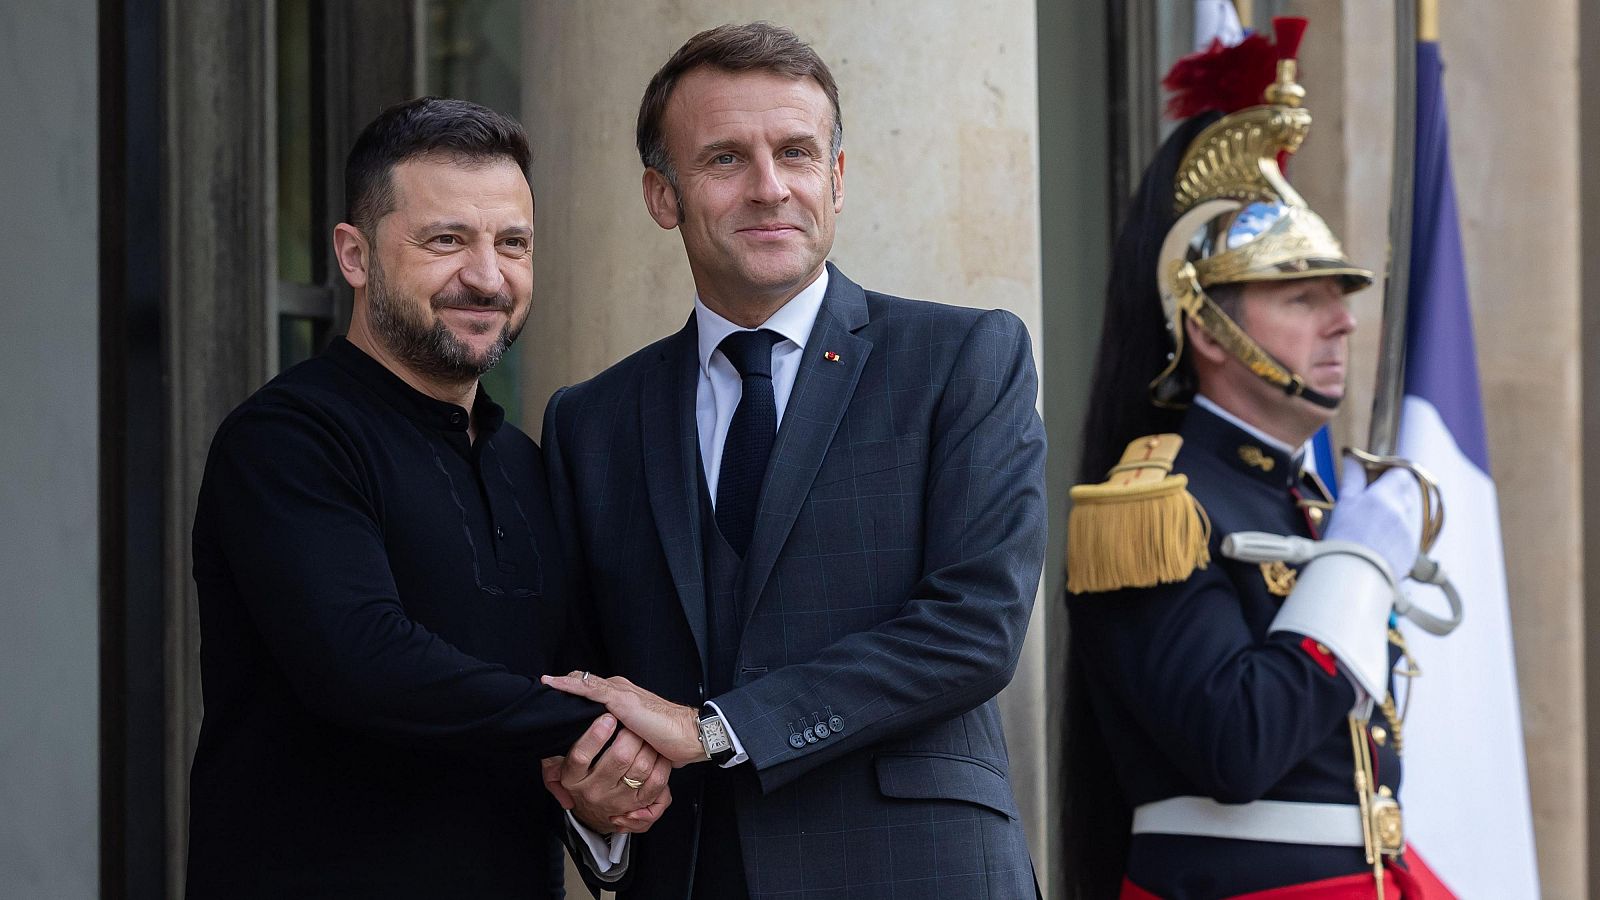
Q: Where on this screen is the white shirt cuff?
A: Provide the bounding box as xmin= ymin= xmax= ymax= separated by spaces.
xmin=704 ymin=699 xmax=749 ymax=767
xmin=566 ymin=810 xmax=629 ymax=872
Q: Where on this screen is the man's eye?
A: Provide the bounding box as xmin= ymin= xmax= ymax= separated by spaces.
xmin=433 ymin=234 xmax=462 ymax=246
xmin=713 ymin=153 xmax=736 ymax=165
xmin=782 ymin=148 xmax=804 ymax=158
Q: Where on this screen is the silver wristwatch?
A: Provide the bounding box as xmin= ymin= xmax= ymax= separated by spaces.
xmin=697 ymin=704 xmax=736 ymax=765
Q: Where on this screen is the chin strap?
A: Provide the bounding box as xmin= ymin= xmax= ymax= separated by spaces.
xmin=1157 ymin=260 xmax=1342 ymax=410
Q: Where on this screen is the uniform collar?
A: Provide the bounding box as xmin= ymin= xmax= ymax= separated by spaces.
xmin=1184 ymin=399 xmax=1302 ymax=488
xmin=326 ymin=337 xmax=504 ymax=436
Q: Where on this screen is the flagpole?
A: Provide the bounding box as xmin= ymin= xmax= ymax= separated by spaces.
xmin=1232 ymin=0 xmax=1252 ymax=29
xmin=1368 ymin=0 xmax=1421 ymax=456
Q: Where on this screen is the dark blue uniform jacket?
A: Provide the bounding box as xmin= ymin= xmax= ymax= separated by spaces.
xmin=1070 ymin=405 xmax=1404 ymax=899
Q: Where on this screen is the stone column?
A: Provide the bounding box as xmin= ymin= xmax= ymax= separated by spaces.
xmin=521 ymin=0 xmax=1049 ymax=889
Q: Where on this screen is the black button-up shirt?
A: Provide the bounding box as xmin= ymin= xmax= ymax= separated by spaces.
xmin=187 ymin=337 xmax=597 ymax=898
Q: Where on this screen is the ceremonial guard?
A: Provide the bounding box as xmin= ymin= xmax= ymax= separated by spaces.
xmin=1064 ymin=19 xmax=1457 ymax=900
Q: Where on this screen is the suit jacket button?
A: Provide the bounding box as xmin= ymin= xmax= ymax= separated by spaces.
xmin=789 ymin=733 xmax=806 ymax=749
xmin=803 ymin=725 xmax=818 ymax=744
xmin=828 ymin=714 xmax=844 ymax=732
xmin=813 ymin=720 xmax=830 ymax=739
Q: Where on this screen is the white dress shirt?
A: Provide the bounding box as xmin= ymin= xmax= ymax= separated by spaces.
xmin=694 ymin=268 xmax=829 ymax=498
xmin=569 ymin=268 xmax=831 ymax=876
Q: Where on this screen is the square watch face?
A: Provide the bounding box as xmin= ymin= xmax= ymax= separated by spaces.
xmin=702 ymin=718 xmax=732 ymax=752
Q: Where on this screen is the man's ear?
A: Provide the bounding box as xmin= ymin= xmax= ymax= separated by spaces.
xmin=642 ymin=168 xmax=681 ymax=230
xmin=333 ymin=223 xmax=371 ymax=289
xmin=830 ymin=148 xmax=845 ymax=213
xmin=1184 ymin=315 xmax=1229 ymax=367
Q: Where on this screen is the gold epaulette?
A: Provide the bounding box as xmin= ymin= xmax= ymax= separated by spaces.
xmin=1066 ymin=434 xmax=1211 ymax=594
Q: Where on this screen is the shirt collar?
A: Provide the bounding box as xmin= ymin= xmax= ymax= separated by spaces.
xmin=326 ymin=337 xmax=504 ymax=436
xmin=694 ymin=267 xmax=829 ymax=377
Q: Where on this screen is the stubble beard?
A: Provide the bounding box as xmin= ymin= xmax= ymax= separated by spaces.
xmin=366 ymin=256 xmax=524 ymax=384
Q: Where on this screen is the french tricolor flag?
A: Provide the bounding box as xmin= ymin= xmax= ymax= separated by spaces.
xmin=1391 ymin=39 xmax=1540 ymax=898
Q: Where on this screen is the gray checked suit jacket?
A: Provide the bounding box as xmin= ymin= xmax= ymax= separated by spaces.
xmin=542 ymin=264 xmax=1047 ymax=900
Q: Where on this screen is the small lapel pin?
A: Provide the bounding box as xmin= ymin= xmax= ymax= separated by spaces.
xmin=823 ymin=350 xmax=841 ymax=363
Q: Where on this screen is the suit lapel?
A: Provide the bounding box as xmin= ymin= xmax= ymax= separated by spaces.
xmin=740 ymin=266 xmax=871 ymax=624
xmin=640 ymin=316 xmax=709 ymax=671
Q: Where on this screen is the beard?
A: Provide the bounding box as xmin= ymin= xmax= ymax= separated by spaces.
xmin=366 ymin=257 xmax=524 ymax=383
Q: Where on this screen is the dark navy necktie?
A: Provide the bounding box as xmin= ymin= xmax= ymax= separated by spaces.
xmin=715 ymin=329 xmax=783 ymax=557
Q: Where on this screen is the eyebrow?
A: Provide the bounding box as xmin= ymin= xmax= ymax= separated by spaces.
xmin=413 ymin=221 xmax=532 ymax=238
xmin=778 ymin=132 xmax=824 ymax=152
xmin=696 ymin=132 xmax=824 ymax=159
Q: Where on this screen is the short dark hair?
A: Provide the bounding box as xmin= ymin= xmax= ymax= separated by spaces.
xmin=637 ymin=22 xmax=842 ymax=186
xmin=344 ymin=96 xmax=531 ymax=235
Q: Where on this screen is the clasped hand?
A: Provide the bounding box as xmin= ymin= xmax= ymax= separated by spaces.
xmin=540 ymin=671 xmax=706 ymax=835
xmin=541 ymin=713 xmax=672 ymax=835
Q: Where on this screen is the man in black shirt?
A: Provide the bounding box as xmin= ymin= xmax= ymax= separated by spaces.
xmin=186 ymin=97 xmax=667 ymax=898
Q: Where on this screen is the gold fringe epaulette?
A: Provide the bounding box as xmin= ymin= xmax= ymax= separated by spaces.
xmin=1066 ymin=434 xmax=1211 ymax=594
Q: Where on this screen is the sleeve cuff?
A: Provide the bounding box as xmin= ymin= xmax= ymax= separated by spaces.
xmin=565 ymin=810 xmax=629 ymax=877
xmin=1267 ymin=547 xmax=1395 ymax=701
xmin=704 ymin=699 xmax=749 ymax=767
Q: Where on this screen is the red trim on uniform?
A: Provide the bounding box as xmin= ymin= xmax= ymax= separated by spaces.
xmin=1227 ymin=869 xmax=1400 ymax=898
xmin=1119 ymin=878 xmax=1163 ymax=900
xmin=1300 ymin=636 xmax=1339 ymax=677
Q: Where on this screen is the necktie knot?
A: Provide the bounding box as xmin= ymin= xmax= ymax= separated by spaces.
xmin=719 ymin=329 xmax=782 ymax=380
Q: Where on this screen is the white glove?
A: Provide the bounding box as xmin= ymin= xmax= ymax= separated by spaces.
xmin=1322 ymin=458 xmax=1423 ymax=580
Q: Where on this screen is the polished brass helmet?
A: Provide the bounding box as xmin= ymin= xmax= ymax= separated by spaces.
xmin=1152 ymin=56 xmax=1374 ymax=409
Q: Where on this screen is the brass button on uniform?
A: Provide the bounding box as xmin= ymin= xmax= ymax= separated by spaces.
xmin=1372 ymin=725 xmax=1388 ymax=746
xmin=1308 ymin=507 xmax=1325 ymax=525
xmin=1314 ymin=642 xmax=1330 ymax=656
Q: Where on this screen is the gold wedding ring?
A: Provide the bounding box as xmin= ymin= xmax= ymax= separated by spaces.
xmin=621 ymin=776 xmax=645 ymax=790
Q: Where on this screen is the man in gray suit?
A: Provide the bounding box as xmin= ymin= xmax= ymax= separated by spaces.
xmin=541 ymin=22 xmax=1047 ymax=899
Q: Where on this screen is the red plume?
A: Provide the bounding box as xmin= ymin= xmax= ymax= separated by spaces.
xmin=1162 ymin=16 xmax=1310 ymax=120
xmin=1273 ymin=16 xmax=1308 ymax=61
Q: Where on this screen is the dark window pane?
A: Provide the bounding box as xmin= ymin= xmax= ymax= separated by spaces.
xmin=425 ymin=0 xmax=522 ymax=118
xmin=279 ymin=314 xmax=328 ymax=371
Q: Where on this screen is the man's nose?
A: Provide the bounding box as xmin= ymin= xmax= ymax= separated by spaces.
xmin=1327 ymin=299 xmax=1357 ymax=336
xmin=747 ymin=156 xmax=790 ymax=205
xmin=458 ymin=244 xmax=506 ymax=297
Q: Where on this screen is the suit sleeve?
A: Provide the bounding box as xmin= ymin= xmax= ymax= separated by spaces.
xmin=540 ymin=386 xmax=614 ymax=680
xmin=1071 ymin=557 xmax=1359 ymax=803
xmin=198 ymin=401 xmax=602 ymax=760
xmin=541 ymin=387 xmax=636 ymax=895
xmin=710 ymin=309 xmax=1048 ymax=792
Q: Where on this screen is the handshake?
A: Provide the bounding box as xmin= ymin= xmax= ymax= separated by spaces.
xmin=539 ymin=671 xmax=710 ymax=835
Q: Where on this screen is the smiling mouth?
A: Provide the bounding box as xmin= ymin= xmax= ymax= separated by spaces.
xmin=738 ymin=224 xmax=801 ymax=237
